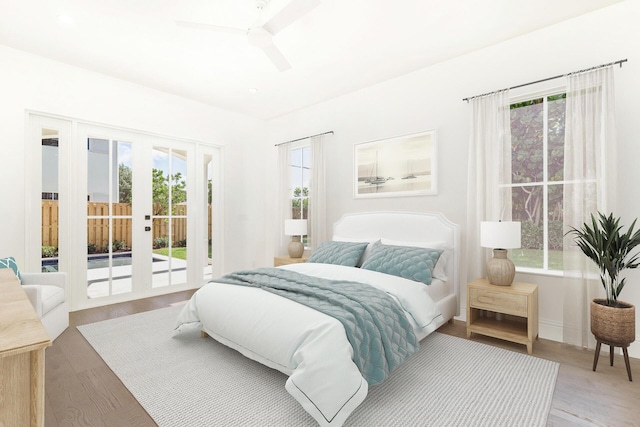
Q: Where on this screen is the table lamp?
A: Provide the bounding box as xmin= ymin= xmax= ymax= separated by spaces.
xmin=480 ymin=221 xmax=521 ymax=286
xmin=284 ymin=219 xmax=307 ymax=258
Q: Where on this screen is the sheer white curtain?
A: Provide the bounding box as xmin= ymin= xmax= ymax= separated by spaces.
xmin=309 ymin=134 xmax=328 ymax=247
xmin=465 ymin=90 xmax=512 ymax=285
xmin=562 ymin=66 xmax=617 ymax=348
xmin=276 ymin=143 xmax=292 ymax=256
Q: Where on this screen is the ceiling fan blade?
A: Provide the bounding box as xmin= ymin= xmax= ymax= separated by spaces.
xmin=262 ymin=0 xmax=321 ymax=35
xmin=260 ymin=43 xmax=292 ymax=72
xmin=175 ymin=20 xmax=247 ymax=36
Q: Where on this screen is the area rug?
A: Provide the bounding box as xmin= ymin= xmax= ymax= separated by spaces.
xmin=79 ymin=305 xmax=559 ymax=427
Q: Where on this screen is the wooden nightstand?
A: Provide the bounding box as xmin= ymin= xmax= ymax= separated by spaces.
xmin=274 ymin=256 xmax=309 ymax=267
xmin=467 ymin=278 xmax=539 ymax=354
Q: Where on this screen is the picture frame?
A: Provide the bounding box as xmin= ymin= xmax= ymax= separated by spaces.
xmin=354 ymin=130 xmax=437 ymax=198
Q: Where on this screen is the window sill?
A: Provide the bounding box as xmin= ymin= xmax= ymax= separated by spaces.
xmin=516 ymin=267 xmax=564 ymax=278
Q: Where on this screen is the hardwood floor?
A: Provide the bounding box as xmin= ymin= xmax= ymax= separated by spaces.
xmin=438 ymin=322 xmax=640 ymax=427
xmin=45 ymin=290 xmax=196 ymax=427
xmin=45 ymin=292 xmax=639 ymax=426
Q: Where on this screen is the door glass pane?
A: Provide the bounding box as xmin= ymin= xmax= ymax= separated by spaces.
xmin=204 ymin=155 xmax=213 ymax=282
xmin=113 ymin=141 xmax=133 ymax=295
xmin=41 ymin=129 xmax=59 ymax=272
xmin=86 ymin=138 xmax=134 ymax=299
xmin=173 ymin=149 xmax=187 ymax=210
xmin=152 ymin=147 xmax=187 ymax=288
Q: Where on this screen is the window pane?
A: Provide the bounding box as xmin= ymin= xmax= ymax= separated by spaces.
xmin=548 ymin=183 xmax=564 ymax=270
xmin=302 ymin=146 xmax=311 ymax=168
xmin=302 ymin=166 xmax=310 ymax=196
xmin=290 ymin=146 xmax=310 ymax=240
xmin=511 ymin=100 xmax=543 ymax=184
xmin=511 ymin=186 xmax=544 ymax=269
xmin=291 ymin=148 xmax=302 ymax=168
xmin=548 ymin=94 xmax=566 ymax=182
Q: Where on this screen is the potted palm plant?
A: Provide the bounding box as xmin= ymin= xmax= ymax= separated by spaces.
xmin=567 ymin=212 xmax=640 ymax=369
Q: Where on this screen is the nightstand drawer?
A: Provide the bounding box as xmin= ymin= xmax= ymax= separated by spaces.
xmin=469 ymin=288 xmax=527 ymax=317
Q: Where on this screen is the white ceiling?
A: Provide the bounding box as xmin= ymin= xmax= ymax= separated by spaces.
xmin=0 ymin=0 xmax=622 ymax=120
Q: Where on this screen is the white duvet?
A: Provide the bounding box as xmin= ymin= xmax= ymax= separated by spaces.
xmin=174 ymin=263 xmax=443 ymax=426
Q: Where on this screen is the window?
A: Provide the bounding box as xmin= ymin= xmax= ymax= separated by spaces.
xmin=290 ymin=145 xmax=310 ymax=244
xmin=507 ymin=93 xmax=566 ymax=272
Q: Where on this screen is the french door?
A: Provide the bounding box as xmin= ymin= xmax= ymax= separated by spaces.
xmin=28 ymin=114 xmax=222 ymax=310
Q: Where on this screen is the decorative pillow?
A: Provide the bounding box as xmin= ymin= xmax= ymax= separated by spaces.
xmin=331 ymin=236 xmax=379 ymax=267
xmin=0 ymin=256 xmax=22 ymax=283
xmin=381 ymin=238 xmax=451 ymax=281
xmin=308 ymin=241 xmax=369 ymax=267
xmin=361 ymin=241 xmax=443 ymax=285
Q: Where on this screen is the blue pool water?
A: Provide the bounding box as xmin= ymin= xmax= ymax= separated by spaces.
xmin=42 ymin=253 xmax=161 ymax=272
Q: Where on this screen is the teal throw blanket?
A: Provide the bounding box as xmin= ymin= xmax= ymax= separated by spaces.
xmin=216 ymin=268 xmax=418 ymax=385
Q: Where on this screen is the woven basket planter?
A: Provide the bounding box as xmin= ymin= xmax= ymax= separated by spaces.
xmin=591 ymin=299 xmax=636 ymax=345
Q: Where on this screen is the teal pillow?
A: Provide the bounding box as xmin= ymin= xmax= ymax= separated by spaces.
xmin=361 ymin=242 xmax=443 ymax=285
xmin=0 ymin=256 xmax=22 ymax=283
xmin=308 ymin=241 xmax=369 ymax=267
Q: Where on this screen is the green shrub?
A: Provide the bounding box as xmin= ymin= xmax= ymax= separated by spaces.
xmin=174 ymin=238 xmax=187 ymax=248
xmin=112 ymin=240 xmax=126 ymax=251
xmin=548 ymin=220 xmax=564 ymax=251
xmin=88 ymin=243 xmax=97 ymax=254
xmin=42 ymin=246 xmax=58 ymax=258
xmin=153 ymin=237 xmax=169 ymax=249
xmin=521 ymin=220 xmax=543 ymax=250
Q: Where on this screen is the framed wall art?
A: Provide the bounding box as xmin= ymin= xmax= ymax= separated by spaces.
xmin=354 ymin=130 xmax=437 ymax=198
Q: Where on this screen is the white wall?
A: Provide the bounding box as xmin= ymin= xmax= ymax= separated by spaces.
xmin=0 ymin=44 xmax=267 ymax=277
xmin=2 ymin=2 xmax=640 ymax=356
xmin=265 ymin=1 xmax=640 ymax=356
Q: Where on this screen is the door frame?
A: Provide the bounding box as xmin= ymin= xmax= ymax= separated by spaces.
xmin=27 ymin=112 xmax=224 ymax=311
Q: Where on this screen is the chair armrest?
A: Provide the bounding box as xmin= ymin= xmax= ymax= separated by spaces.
xmin=20 ymin=272 xmax=67 ymax=290
xmin=21 ymin=285 xmax=43 ymax=317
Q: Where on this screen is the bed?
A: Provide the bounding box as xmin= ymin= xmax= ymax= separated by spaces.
xmin=175 ymin=211 xmax=459 ymax=426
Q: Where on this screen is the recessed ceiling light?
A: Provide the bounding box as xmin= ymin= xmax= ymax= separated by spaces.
xmin=57 ymin=14 xmax=74 ymax=25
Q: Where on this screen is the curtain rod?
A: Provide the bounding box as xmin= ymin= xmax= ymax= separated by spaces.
xmin=274 ymin=131 xmax=334 ymax=147
xmin=462 ymin=58 xmax=627 ymax=102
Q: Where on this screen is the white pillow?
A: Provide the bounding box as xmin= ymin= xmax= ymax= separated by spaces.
xmin=380 ymin=238 xmax=450 ymax=281
xmin=332 ymin=236 xmax=379 ymax=267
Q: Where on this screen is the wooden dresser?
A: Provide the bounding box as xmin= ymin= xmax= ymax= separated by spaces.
xmin=0 ymin=269 xmax=52 ymax=427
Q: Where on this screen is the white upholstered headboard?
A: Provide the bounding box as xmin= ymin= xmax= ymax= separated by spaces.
xmin=333 ymin=211 xmax=460 ymax=311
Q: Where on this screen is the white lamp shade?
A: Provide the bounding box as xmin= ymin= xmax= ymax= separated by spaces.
xmin=480 ymin=221 xmax=521 ymax=249
xmin=284 ymin=219 xmax=307 ymax=236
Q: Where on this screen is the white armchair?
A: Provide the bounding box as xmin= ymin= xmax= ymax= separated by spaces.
xmin=21 ymin=272 xmax=69 ymax=341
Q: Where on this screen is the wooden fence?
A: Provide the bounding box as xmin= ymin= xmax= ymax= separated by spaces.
xmin=42 ymin=201 xmax=203 ymax=250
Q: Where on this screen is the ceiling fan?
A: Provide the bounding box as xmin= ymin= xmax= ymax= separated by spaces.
xmin=176 ymin=0 xmax=320 ymax=72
